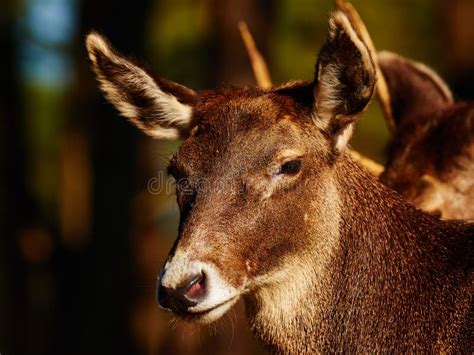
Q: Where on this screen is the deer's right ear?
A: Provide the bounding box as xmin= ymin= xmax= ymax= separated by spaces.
xmin=377 ymin=51 xmax=453 ymax=131
xmin=313 ymin=11 xmax=376 ymax=153
xmin=86 ymin=32 xmax=196 ymax=140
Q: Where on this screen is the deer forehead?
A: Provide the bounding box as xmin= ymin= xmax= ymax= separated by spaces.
xmin=174 ymin=99 xmax=315 ymax=175
xmin=194 ymin=90 xmax=302 ymax=132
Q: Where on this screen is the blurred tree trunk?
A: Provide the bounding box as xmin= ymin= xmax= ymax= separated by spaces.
xmin=0 ymin=1 xmax=30 ymax=354
xmin=51 ymin=1 xmax=150 ymax=354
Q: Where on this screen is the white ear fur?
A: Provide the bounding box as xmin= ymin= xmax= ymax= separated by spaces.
xmin=86 ymin=32 xmax=194 ymax=140
xmin=334 ymin=123 xmax=355 ymax=153
xmin=314 ymin=60 xmax=344 ymax=130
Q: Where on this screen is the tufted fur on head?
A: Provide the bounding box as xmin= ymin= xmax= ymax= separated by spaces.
xmin=86 ymin=32 xmax=197 ymax=139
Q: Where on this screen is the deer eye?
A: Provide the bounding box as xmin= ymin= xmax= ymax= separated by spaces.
xmin=279 ymin=160 xmax=302 ymax=175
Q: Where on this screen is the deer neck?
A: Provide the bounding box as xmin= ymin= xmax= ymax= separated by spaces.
xmin=244 ymin=154 xmax=471 ymax=353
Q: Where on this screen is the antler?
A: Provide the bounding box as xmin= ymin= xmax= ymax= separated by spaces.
xmin=238 ymin=19 xmax=384 ymax=177
xmin=334 ymin=0 xmax=396 ymax=134
xmin=238 ymin=21 xmax=273 ymax=89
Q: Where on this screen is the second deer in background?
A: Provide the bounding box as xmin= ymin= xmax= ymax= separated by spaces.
xmin=379 ymin=52 xmax=474 ymax=220
xmin=333 ymin=0 xmax=474 ymax=220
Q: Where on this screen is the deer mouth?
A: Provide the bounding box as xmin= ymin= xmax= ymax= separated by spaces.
xmin=185 ymin=295 xmax=240 ymax=323
xmin=158 ymin=258 xmax=243 ymax=323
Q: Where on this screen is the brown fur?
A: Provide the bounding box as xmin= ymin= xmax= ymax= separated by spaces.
xmin=86 ymin=12 xmax=474 ymax=354
xmin=379 ymin=52 xmax=474 ymax=220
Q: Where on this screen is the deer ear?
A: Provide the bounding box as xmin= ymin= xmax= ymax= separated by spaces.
xmin=314 ymin=11 xmax=376 ymax=153
xmin=377 ymin=51 xmax=453 ymax=131
xmin=86 ymin=32 xmax=196 ymax=140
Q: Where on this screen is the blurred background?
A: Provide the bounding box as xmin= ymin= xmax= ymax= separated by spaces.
xmin=1 ymin=0 xmax=474 ymax=354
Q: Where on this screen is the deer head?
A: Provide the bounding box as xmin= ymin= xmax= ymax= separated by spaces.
xmin=86 ymin=11 xmax=376 ymax=323
xmin=378 ymin=52 xmax=474 ymax=219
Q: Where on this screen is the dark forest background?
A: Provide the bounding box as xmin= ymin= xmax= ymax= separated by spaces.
xmin=1 ymin=0 xmax=474 ymax=354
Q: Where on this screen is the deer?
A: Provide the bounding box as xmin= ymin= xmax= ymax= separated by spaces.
xmin=86 ymin=10 xmax=474 ymax=353
xmin=377 ymin=52 xmax=474 ymax=220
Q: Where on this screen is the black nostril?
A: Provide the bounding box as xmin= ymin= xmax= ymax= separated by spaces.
xmin=157 ymin=282 xmax=171 ymax=309
xmin=157 ymin=273 xmax=206 ymax=313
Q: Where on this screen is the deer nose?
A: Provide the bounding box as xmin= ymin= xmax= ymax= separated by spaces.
xmin=157 ymin=273 xmax=206 ymax=313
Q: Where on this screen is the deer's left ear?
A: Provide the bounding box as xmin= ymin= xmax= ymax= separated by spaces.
xmin=314 ymin=11 xmax=376 ymax=153
xmin=86 ymin=32 xmax=196 ymax=140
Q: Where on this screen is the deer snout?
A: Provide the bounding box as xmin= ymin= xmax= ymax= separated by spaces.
xmin=156 ymin=257 xmax=241 ymax=323
xmin=157 ymin=272 xmax=206 ymax=313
